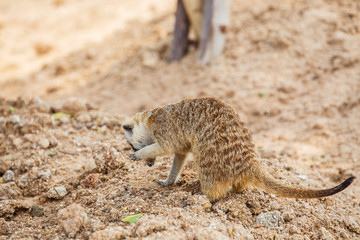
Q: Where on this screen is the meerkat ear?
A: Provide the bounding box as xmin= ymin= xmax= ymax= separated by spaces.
xmin=123 ymin=125 xmax=133 ymax=132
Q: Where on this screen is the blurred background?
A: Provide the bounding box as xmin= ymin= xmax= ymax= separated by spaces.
xmin=1 ymin=0 xmax=359 ymax=158
xmin=0 ymin=0 xmax=359 ymax=115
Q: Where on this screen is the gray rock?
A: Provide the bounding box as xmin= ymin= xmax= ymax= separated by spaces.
xmin=47 ymin=185 xmax=68 ymax=199
xmin=256 ymin=210 xmax=283 ymax=228
xmin=16 ymin=174 xmax=29 ymax=189
xmin=55 ymin=186 xmax=68 ymax=198
xmin=11 ymin=115 xmax=21 ymax=124
xmin=30 ymin=205 xmax=45 ymax=217
xmin=38 ymin=169 xmax=52 ymax=180
xmin=3 ymin=170 xmax=15 ymax=183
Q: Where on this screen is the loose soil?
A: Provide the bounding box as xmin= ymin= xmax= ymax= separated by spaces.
xmin=0 ymin=0 xmax=359 ymax=239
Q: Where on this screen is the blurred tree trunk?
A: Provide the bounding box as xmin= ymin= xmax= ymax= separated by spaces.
xmin=168 ymin=0 xmax=190 ymax=63
xmin=168 ymin=0 xmax=230 ymax=64
xmin=197 ymin=0 xmax=230 ymax=64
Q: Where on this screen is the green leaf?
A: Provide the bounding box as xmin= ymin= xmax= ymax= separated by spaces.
xmin=258 ymin=92 xmax=265 ymax=97
xmin=52 ymin=112 xmax=71 ymax=119
xmin=9 ymin=106 xmax=14 ymax=114
xmin=121 ymin=214 xmax=143 ymax=223
xmin=48 ymin=152 xmax=56 ymax=157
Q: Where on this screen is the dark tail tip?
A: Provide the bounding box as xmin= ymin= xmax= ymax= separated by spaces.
xmin=330 ymin=176 xmax=356 ymax=195
xmin=343 ymin=176 xmax=356 ymax=187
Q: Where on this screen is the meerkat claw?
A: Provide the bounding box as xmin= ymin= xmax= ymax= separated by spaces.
xmin=129 ymin=153 xmax=139 ymax=161
xmin=155 ymin=179 xmax=172 ymax=186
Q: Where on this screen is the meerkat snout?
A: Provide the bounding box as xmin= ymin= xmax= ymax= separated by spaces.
xmin=123 ymin=124 xmax=133 ymax=132
xmin=123 ymin=97 xmax=355 ymax=202
xmin=122 ymin=124 xmax=137 ymax=150
xmin=123 ymin=117 xmax=155 ymax=154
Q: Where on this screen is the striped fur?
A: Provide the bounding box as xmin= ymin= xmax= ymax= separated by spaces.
xmin=123 ymin=97 xmax=355 ymax=202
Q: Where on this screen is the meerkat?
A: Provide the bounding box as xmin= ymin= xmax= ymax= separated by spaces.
xmin=122 ymin=97 xmax=355 ymax=202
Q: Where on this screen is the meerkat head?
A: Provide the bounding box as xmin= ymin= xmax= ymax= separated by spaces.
xmin=123 ymin=113 xmax=155 ymax=151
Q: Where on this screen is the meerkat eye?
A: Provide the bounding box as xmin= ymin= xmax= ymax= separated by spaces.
xmin=123 ymin=125 xmax=133 ymax=132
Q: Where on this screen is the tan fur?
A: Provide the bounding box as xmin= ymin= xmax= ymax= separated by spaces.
xmin=123 ymin=97 xmax=355 ymax=202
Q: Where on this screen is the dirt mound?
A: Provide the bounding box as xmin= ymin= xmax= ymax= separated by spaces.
xmin=0 ymin=96 xmax=358 ymax=239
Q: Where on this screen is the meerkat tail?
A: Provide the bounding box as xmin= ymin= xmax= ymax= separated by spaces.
xmin=252 ymin=167 xmax=355 ymax=198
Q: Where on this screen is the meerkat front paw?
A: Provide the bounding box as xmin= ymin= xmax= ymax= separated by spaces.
xmin=155 ymin=179 xmax=173 ymax=186
xmin=146 ymin=158 xmax=156 ymax=167
xmin=129 ymin=153 xmax=140 ymax=161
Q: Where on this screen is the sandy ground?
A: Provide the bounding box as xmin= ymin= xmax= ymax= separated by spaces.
xmin=0 ymin=0 xmax=360 ymax=239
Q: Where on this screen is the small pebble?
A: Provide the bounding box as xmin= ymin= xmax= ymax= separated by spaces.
xmin=38 ymin=138 xmax=50 ymax=149
xmin=3 ymin=170 xmax=15 ymax=183
xmin=30 ymin=205 xmax=45 ymax=217
xmin=49 ymin=136 xmax=59 ymax=147
xmin=47 ymin=185 xmax=67 ymax=199
xmin=38 ymin=169 xmax=52 ymax=180
xmin=60 ymin=116 xmax=70 ymax=124
xmin=297 ymin=174 xmax=308 ymax=180
xmin=256 ymin=210 xmax=283 ymax=228
xmin=11 ymin=115 xmax=21 ymax=124
xmin=55 ymin=186 xmax=68 ymax=198
xmin=246 ymin=199 xmax=262 ymax=215
xmin=12 ymin=138 xmax=23 ymax=149
xmin=283 ymin=211 xmax=295 ymax=223
xmin=77 ymin=113 xmax=91 ymax=123
xmin=16 ymin=174 xmax=29 ymax=189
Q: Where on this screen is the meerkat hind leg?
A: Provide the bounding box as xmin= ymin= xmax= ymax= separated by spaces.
xmin=232 ymin=178 xmax=249 ymax=193
xmin=201 ymin=180 xmax=231 ymax=203
xmin=156 ymin=154 xmax=187 ymax=186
